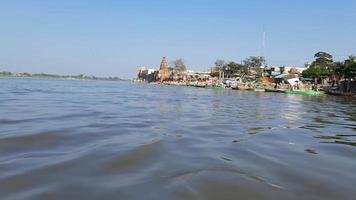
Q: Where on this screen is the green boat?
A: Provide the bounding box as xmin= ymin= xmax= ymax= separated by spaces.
xmin=207 ymin=86 xmax=225 ymax=90
xmin=285 ymin=90 xmax=322 ymax=96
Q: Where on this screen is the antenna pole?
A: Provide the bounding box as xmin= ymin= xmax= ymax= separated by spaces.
xmin=262 ymin=26 xmax=266 ymax=67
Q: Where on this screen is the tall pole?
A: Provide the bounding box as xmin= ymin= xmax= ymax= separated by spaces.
xmin=262 ymin=26 xmax=266 ymax=67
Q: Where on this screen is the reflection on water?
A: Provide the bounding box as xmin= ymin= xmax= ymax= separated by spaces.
xmin=0 ymin=78 xmax=356 ymax=200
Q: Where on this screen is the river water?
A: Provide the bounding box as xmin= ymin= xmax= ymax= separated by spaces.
xmin=0 ymin=78 xmax=355 ymax=200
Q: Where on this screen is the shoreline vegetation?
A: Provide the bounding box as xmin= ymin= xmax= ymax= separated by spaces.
xmin=0 ymin=71 xmax=125 ymax=82
xmin=135 ymin=52 xmax=356 ymax=97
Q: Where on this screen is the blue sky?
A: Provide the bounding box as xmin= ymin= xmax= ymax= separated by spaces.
xmin=0 ymin=0 xmax=355 ymax=78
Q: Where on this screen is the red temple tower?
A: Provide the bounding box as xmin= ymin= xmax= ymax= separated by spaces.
xmin=158 ymin=57 xmax=170 ymax=82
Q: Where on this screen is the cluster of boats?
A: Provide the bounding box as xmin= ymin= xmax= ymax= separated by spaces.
xmin=264 ymin=89 xmax=322 ymax=96
xmin=191 ymin=83 xmax=323 ymax=96
xmin=161 ymin=81 xmax=354 ymax=97
xmin=226 ymin=82 xmax=322 ymax=96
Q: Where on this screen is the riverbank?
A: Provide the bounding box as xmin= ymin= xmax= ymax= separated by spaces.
xmin=135 ymin=80 xmax=356 ymax=97
xmin=0 ymin=71 xmax=125 ymax=82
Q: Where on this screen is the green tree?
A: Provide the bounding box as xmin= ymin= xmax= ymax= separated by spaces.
xmin=214 ymin=59 xmax=226 ymax=68
xmin=313 ymin=52 xmax=333 ymax=67
xmin=344 ymin=55 xmax=356 ymax=79
xmin=326 ymin=56 xmax=356 ymax=92
xmin=303 ymin=52 xmax=334 ymax=83
xmin=173 ymin=58 xmax=187 ymax=72
xmin=303 ymin=67 xmax=322 ymax=79
xmin=223 ymin=62 xmax=246 ymax=77
xmin=344 ymin=56 xmax=356 ymax=91
xmin=302 ymin=66 xmax=332 ymax=83
xmin=332 ymin=61 xmax=345 ymax=77
xmin=311 ymin=52 xmax=334 ymax=75
xmin=211 ymin=59 xmax=226 ymax=78
xmin=243 ymin=56 xmax=266 ymax=69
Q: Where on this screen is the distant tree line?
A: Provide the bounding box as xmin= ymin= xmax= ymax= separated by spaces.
xmin=0 ymin=71 xmax=124 ymax=81
xmin=213 ymin=56 xmax=266 ymax=78
xmin=168 ymin=56 xmax=266 ymax=78
xmin=302 ymin=52 xmax=356 ymax=86
xmin=212 ymin=52 xmax=356 ymax=87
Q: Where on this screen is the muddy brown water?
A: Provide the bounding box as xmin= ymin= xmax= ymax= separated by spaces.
xmin=0 ymin=78 xmax=356 ymax=200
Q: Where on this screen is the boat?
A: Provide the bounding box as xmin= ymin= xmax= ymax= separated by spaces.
xmin=254 ymin=88 xmax=265 ymax=92
xmin=206 ymin=86 xmax=225 ymax=90
xmin=265 ymin=89 xmax=287 ymax=93
xmin=193 ymin=85 xmax=206 ymax=88
xmin=325 ymin=89 xmax=354 ymax=97
xmin=232 ymin=85 xmax=253 ymax=91
xmin=285 ymin=90 xmax=322 ymax=96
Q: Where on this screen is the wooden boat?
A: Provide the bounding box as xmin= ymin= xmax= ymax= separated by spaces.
xmin=207 ymin=86 xmax=225 ymax=90
xmin=265 ymin=89 xmax=287 ymax=93
xmin=325 ymin=90 xmax=354 ymax=97
xmin=232 ymin=85 xmax=253 ymax=91
xmin=193 ymin=85 xmax=206 ymax=88
xmin=285 ymin=90 xmax=322 ymax=96
xmin=254 ymin=88 xmax=265 ymax=92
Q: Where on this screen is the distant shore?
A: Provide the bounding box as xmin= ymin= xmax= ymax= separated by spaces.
xmin=0 ymin=71 xmax=126 ymax=82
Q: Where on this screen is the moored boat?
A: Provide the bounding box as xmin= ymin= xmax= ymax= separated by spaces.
xmin=265 ymin=89 xmax=287 ymax=93
xmin=325 ymin=90 xmax=354 ymax=97
xmin=232 ymin=86 xmax=254 ymax=91
xmin=254 ymin=88 xmax=265 ymax=92
xmin=193 ymin=85 xmax=206 ymax=88
xmin=285 ymin=90 xmax=322 ymax=96
xmin=207 ymin=86 xmax=225 ymax=90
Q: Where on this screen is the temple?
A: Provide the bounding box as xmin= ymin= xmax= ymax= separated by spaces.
xmin=158 ymin=57 xmax=170 ymax=82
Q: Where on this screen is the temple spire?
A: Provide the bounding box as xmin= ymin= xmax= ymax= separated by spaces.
xmin=160 ymin=57 xmax=169 ymax=70
xmin=158 ymin=57 xmax=170 ymax=82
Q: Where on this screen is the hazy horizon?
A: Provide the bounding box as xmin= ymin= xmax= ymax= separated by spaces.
xmin=1 ymin=0 xmax=355 ymax=79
